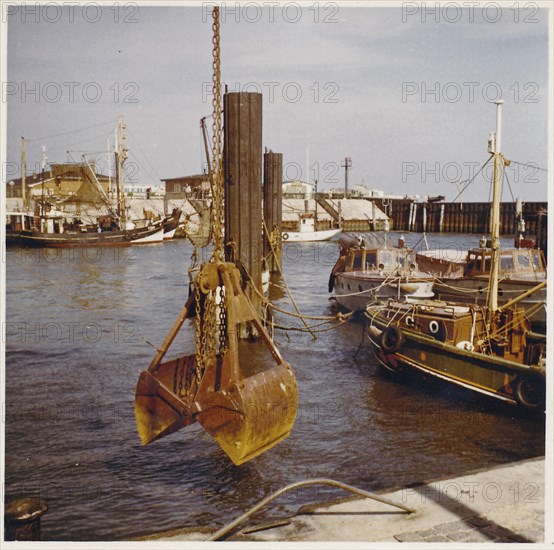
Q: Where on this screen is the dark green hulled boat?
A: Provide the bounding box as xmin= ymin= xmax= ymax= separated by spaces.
xmin=365 ymin=101 xmax=547 ymax=413
xmin=366 ymin=299 xmax=546 ymax=411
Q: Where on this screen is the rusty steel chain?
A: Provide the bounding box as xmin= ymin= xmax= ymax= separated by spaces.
xmin=210 ymin=5 xmax=224 ymax=262
xmin=194 ymin=283 xmax=205 ymax=380
xmin=218 ymin=287 xmax=228 ymax=354
xmin=193 ymin=6 xmax=229 ymax=378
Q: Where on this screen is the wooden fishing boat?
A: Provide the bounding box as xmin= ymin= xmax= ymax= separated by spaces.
xmin=330 ymin=234 xmax=434 ymax=311
xmin=16 ymin=221 xmax=165 ymax=247
xmin=7 ymin=119 xmax=174 ymax=248
xmin=366 ymin=298 xmax=546 ymax=411
xmin=365 ymin=101 xmax=547 ymax=413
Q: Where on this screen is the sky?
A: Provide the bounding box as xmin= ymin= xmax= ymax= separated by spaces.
xmin=2 ymin=1 xmax=551 ymax=201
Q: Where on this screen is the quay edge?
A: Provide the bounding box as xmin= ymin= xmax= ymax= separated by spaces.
xmin=132 ymin=456 xmax=547 ymax=543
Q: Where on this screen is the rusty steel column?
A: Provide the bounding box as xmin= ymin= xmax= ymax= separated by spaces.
xmin=263 ymin=150 xmax=283 ymax=273
xmin=4 ymin=498 xmax=48 ymax=541
xmin=224 ymin=92 xmax=263 ymax=314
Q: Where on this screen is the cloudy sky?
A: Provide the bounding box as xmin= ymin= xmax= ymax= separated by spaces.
xmin=4 ymin=2 xmax=551 ymax=201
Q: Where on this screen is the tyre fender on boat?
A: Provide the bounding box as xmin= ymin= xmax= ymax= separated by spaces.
xmin=514 ymin=373 xmax=546 ymax=411
xmin=328 ymin=255 xmax=347 ymax=293
xmin=380 ymin=326 xmax=404 ymax=353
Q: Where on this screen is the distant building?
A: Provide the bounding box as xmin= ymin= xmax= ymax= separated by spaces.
xmin=5 ymin=162 xmax=111 ymax=199
xmin=282 ymin=180 xmax=313 ymax=199
xmin=162 ymin=174 xmax=210 ymax=198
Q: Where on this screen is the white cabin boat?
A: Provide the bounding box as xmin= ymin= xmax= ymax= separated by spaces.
xmin=282 ymin=214 xmax=341 ymax=242
xmin=330 ymin=235 xmax=434 ymax=311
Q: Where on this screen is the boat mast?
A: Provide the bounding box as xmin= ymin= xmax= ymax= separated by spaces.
xmin=487 ymin=100 xmax=503 ymax=314
xmin=41 ymin=145 xmax=47 ymax=215
xmin=20 ymin=137 xmax=27 ymax=207
xmin=200 ymin=116 xmax=212 ymax=177
xmin=116 ymin=117 xmax=128 ymax=228
xmin=314 ymin=178 xmax=318 ymax=226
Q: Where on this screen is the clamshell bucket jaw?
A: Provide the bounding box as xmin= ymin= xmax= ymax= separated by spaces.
xmin=134 ymin=262 xmax=298 ymax=465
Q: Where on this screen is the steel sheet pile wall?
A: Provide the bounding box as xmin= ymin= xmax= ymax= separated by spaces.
xmin=374 ymin=199 xmax=547 ymax=240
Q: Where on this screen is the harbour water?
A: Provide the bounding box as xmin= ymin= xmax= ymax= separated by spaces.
xmin=4 ymin=233 xmax=545 ymax=541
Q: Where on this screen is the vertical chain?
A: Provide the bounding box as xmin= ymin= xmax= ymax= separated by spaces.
xmin=211 ymin=6 xmax=224 ymax=262
xmin=195 ymin=284 xmax=205 ymax=380
xmin=218 ymin=287 xmax=228 ymax=354
xmin=193 ymin=6 xmax=226 ymax=378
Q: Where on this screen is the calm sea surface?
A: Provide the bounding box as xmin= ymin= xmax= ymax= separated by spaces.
xmin=4 ymin=233 xmax=545 ymax=540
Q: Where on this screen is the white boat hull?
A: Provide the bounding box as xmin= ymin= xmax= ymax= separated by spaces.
xmin=335 ymin=271 xmax=434 ymax=311
xmin=282 ymin=228 xmax=341 ymax=242
xmin=163 ymin=228 xmax=177 ymax=240
xmin=131 ymin=227 xmax=165 ymax=244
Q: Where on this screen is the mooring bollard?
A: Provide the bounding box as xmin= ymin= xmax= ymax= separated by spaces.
xmin=4 ymin=498 xmax=48 ymax=541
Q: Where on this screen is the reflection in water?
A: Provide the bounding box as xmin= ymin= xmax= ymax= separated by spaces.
xmin=4 ymin=235 xmax=545 ymax=540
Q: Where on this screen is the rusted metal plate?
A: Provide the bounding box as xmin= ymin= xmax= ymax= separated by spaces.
xmin=135 ymin=355 xmax=198 ymax=445
xmin=195 ymin=358 xmax=297 ymax=465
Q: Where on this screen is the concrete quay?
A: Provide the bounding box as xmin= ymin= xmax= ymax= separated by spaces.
xmin=139 ymin=457 xmax=549 ymax=544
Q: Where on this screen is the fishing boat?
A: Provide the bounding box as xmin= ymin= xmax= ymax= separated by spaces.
xmin=162 ymin=207 xmax=183 ymax=240
xmin=8 ymin=119 xmax=171 ymax=247
xmin=416 ymin=244 xmax=546 ymax=331
xmin=365 ymin=101 xmax=546 ymax=412
xmin=15 ymin=215 xmax=165 ymax=247
xmin=282 ymin=212 xmax=341 ymax=242
xmin=330 ymin=233 xmax=434 ymax=311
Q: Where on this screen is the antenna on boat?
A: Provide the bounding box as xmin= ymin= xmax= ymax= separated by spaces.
xmin=41 ymin=145 xmax=47 ymax=214
xmin=20 ymin=137 xmax=27 ymax=207
xmin=487 ymin=100 xmax=503 ymax=315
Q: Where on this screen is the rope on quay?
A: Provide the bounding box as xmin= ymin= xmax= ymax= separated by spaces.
xmin=207 ymin=477 xmax=415 ymax=541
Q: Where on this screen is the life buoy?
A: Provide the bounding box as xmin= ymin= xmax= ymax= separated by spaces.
xmin=282 ymin=233 xmax=289 ymax=241
xmin=428 ymin=319 xmax=447 ymax=342
xmin=380 ymin=326 xmax=404 ymax=353
xmin=406 ymin=315 xmax=415 ymax=327
xmin=515 ymin=374 xmax=545 ymax=411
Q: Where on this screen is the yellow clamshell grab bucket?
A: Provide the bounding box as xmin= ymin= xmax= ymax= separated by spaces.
xmin=134 ymin=261 xmax=298 ymax=465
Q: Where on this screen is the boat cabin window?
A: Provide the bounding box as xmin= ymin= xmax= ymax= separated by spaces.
xmin=365 ymin=252 xmax=377 ymax=269
xmin=517 ymin=253 xmax=530 ymax=269
xmin=500 ymin=254 xmax=514 ymax=272
xmin=351 ymin=251 xmax=363 ymax=270
xmin=482 ymin=257 xmax=492 ymax=274
xmin=468 ymin=253 xmax=491 ymax=275
xmin=465 ymin=253 xmax=478 ymax=274
xmin=517 ymin=251 xmax=542 ymax=271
